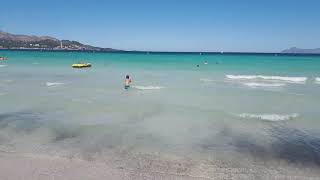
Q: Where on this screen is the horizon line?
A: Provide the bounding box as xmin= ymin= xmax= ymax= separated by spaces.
xmin=1 ymin=48 xmax=320 ymax=56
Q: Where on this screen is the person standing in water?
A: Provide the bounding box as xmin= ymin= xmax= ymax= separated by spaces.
xmin=124 ymin=75 xmax=132 ymax=89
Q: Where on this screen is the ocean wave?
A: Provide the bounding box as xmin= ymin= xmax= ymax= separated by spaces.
xmin=0 ymin=65 xmax=8 ymax=67
xmin=315 ymin=77 xmax=320 ymax=84
xmin=132 ymin=86 xmax=164 ymax=90
xmin=242 ymin=82 xmax=286 ymax=88
xmin=226 ymin=75 xmax=307 ymax=83
xmin=46 ymin=82 xmax=65 ymax=87
xmin=238 ymin=113 xmax=299 ymax=121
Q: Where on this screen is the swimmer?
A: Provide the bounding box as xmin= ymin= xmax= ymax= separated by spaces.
xmin=124 ymin=75 xmax=132 ymax=89
xmin=196 ymin=64 xmax=200 ymax=67
xmin=204 ymin=61 xmax=208 ymax=65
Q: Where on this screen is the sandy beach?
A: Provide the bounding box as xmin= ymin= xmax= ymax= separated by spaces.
xmin=1 ymin=0 xmax=320 ymax=179
xmin=1 ymin=151 xmax=320 ymax=180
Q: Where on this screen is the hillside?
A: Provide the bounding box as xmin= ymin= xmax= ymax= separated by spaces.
xmin=0 ymin=31 xmax=119 ymax=51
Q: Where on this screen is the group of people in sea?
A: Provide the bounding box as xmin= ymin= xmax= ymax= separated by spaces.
xmin=0 ymin=57 xmax=8 ymax=61
xmin=196 ymin=60 xmax=219 ymax=67
xmin=124 ymin=60 xmax=219 ymax=89
xmin=196 ymin=60 xmax=208 ymax=67
xmin=0 ymin=56 xmax=218 ymax=90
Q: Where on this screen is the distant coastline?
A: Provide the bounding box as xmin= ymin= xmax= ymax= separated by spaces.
xmin=1 ymin=48 xmax=320 ymax=56
xmin=281 ymin=47 xmax=320 ymax=54
xmin=1 ymin=31 xmax=320 ymax=56
xmin=0 ymin=31 xmax=120 ymax=52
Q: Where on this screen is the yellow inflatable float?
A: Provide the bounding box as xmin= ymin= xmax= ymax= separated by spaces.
xmin=72 ymin=63 xmax=92 ymax=68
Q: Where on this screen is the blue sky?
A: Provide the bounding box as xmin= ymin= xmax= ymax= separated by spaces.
xmin=1 ymin=0 xmax=319 ymax=52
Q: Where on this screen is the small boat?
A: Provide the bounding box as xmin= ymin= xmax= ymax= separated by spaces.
xmin=72 ymin=63 xmax=92 ymax=68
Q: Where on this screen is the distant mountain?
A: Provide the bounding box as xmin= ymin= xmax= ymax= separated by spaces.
xmin=0 ymin=31 xmax=120 ymax=51
xmin=0 ymin=31 xmax=59 ymax=42
xmin=281 ymin=47 xmax=320 ymax=54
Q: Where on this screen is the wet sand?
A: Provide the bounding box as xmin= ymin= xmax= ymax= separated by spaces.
xmin=1 ymin=152 xmax=320 ymax=180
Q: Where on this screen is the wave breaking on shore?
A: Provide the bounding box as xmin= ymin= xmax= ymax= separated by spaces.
xmin=226 ymin=75 xmax=307 ymax=84
xmin=242 ymin=82 xmax=286 ymax=88
xmin=46 ymin=82 xmax=65 ymax=87
xmin=238 ymin=113 xmax=299 ymax=121
xmin=132 ymin=86 xmax=165 ymax=90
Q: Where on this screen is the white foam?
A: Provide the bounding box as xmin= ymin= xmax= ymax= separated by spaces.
xmin=242 ymin=82 xmax=286 ymax=88
xmin=0 ymin=65 xmax=8 ymax=67
xmin=3 ymin=79 xmax=13 ymax=83
xmin=32 ymin=62 xmax=40 ymax=65
xmin=238 ymin=113 xmax=299 ymax=121
xmin=46 ymin=82 xmax=65 ymax=87
xmin=315 ymin=77 xmax=320 ymax=84
xmin=132 ymin=86 xmax=164 ymax=90
xmin=226 ymin=75 xmax=307 ymax=83
xmin=200 ymin=78 xmax=214 ymax=82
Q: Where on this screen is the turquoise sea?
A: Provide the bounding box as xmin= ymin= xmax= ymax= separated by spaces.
xmin=1 ymin=50 xmax=320 ymax=173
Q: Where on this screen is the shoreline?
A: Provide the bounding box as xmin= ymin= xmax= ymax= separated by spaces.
xmin=1 ymin=152 xmax=320 ymax=180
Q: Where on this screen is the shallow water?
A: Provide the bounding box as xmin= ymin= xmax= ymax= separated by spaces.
xmin=1 ymin=50 xmax=320 ymax=171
